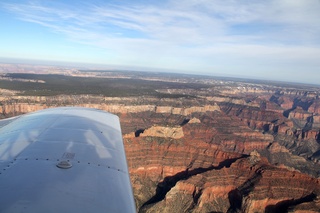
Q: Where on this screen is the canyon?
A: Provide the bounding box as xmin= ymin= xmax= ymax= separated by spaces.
xmin=1 ymin=70 xmax=320 ymax=212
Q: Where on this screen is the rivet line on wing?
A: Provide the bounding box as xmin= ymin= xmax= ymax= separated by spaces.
xmin=1 ymin=158 xmax=127 ymax=174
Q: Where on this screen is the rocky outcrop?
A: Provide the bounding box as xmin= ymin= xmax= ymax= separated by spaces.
xmin=288 ymin=107 xmax=313 ymax=128
xmin=188 ymin=117 xmax=201 ymax=124
xmin=218 ymin=102 xmax=289 ymax=132
xmin=313 ymin=115 xmax=320 ymax=128
xmin=155 ymin=104 xmax=221 ymax=115
xmin=139 ymin=156 xmax=320 ymax=212
xmin=270 ymin=95 xmax=294 ymax=109
xmin=206 ymin=96 xmax=260 ymax=107
xmin=309 ymin=100 xmax=320 ymax=114
xmin=135 ymin=125 xmax=184 ymax=139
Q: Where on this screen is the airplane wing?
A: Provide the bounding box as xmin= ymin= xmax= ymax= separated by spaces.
xmin=0 ymin=107 xmax=136 ymax=213
xmin=0 ymin=115 xmax=20 ymax=128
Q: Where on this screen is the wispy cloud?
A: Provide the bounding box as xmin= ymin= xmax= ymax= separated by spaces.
xmin=2 ymin=0 xmax=320 ymax=83
xmin=4 ymin=0 xmax=320 ymax=44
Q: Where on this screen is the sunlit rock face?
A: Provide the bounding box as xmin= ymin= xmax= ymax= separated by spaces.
xmin=136 ymin=158 xmax=320 ymax=213
xmin=121 ymin=110 xmax=320 ymax=212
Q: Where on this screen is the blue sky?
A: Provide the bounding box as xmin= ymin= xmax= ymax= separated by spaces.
xmin=0 ymin=0 xmax=320 ymax=84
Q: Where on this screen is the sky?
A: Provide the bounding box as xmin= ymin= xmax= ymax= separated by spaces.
xmin=0 ymin=0 xmax=320 ymax=84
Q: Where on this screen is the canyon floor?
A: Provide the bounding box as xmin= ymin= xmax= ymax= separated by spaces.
xmin=1 ymin=67 xmax=320 ymax=212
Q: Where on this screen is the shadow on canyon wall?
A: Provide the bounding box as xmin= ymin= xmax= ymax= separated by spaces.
xmin=140 ymin=156 xmax=248 ymax=212
xmin=265 ymin=192 xmax=317 ymax=213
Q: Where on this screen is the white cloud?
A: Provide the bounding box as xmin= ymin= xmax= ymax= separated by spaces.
xmin=4 ymin=0 xmax=320 ymax=45
xmin=2 ymin=0 xmax=320 ymax=83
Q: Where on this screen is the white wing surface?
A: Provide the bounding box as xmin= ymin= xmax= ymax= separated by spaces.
xmin=0 ymin=107 xmax=136 ymax=213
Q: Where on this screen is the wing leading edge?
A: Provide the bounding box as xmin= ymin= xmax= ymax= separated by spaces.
xmin=0 ymin=107 xmax=136 ymax=213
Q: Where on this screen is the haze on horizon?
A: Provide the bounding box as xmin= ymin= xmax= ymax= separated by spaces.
xmin=0 ymin=0 xmax=319 ymax=85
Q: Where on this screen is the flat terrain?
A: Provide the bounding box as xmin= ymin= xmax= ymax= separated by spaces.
xmin=0 ymin=73 xmax=209 ymax=97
